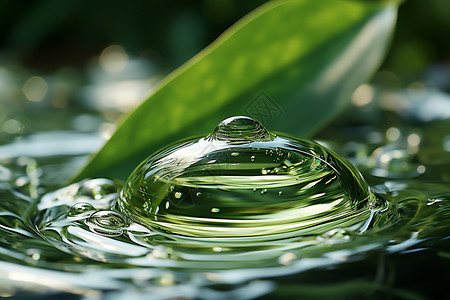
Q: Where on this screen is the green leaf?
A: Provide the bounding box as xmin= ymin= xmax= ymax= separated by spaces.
xmin=73 ymin=0 xmax=398 ymax=181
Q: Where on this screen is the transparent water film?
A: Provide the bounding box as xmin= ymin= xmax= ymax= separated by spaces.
xmin=118 ymin=116 xmax=380 ymax=248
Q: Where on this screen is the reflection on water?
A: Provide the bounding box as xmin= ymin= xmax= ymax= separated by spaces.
xmin=0 ymin=100 xmax=450 ymax=299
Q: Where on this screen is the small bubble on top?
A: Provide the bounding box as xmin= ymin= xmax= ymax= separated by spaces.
xmin=209 ymin=116 xmax=274 ymax=143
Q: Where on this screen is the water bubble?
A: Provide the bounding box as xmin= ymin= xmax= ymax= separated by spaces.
xmin=25 ymin=248 xmax=42 ymax=261
xmin=78 ymin=178 xmax=118 ymax=200
xmin=118 ymin=116 xmax=376 ymax=244
xmin=156 ymin=272 xmax=176 ymax=286
xmin=209 ymin=116 xmax=275 ymax=143
xmin=317 ymin=228 xmax=351 ymax=244
xmin=278 ymin=252 xmax=297 ymax=265
xmin=151 ymin=245 xmax=173 ymax=259
xmin=68 ymin=203 xmax=95 ymax=217
xmin=86 ymin=210 xmax=126 ymax=236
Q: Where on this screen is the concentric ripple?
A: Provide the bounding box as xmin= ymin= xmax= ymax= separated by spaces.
xmin=118 ymin=116 xmax=381 ymax=246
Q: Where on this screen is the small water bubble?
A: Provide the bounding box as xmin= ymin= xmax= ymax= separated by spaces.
xmin=211 ymin=207 xmax=220 ymax=213
xmin=230 ymin=152 xmax=240 ymax=157
xmin=196 ymin=192 xmax=201 ymax=197
xmin=278 ymin=191 xmax=283 ymax=196
xmin=417 ymin=165 xmax=426 ymax=174
xmin=79 ymin=179 xmax=118 ymax=200
xmin=86 ymin=210 xmax=126 ymax=236
xmin=25 ymin=248 xmax=42 ymax=261
xmin=174 ymin=191 xmax=183 ymax=199
xmin=260 ymin=189 xmax=267 ymax=195
xmin=151 ymin=245 xmax=173 ymax=259
xmin=68 ymin=203 xmax=95 ymax=217
xmin=156 ymin=272 xmax=176 ymax=286
xmin=278 ymin=252 xmax=297 ymax=265
xmin=317 ymin=228 xmax=351 ymax=244
xmin=15 ymin=176 xmax=29 ymax=187
xmin=209 ymin=116 xmax=274 ymax=143
xmin=250 ymin=155 xmax=255 ymax=161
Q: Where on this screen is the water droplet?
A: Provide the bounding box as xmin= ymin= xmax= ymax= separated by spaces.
xmin=25 ymin=248 xmax=42 ymax=261
xmin=156 ymin=272 xmax=176 ymax=286
xmin=151 ymin=245 xmax=173 ymax=259
xmin=118 ymin=115 xmax=376 ymax=244
xmin=86 ymin=210 xmax=126 ymax=236
xmin=79 ymin=178 xmax=118 ymax=200
xmin=317 ymin=228 xmax=351 ymax=244
xmin=278 ymin=252 xmax=297 ymax=265
xmin=68 ymin=202 xmax=95 ymax=217
xmin=208 ymin=116 xmax=274 ymax=143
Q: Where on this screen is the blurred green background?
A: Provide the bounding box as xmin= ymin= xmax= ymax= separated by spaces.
xmin=0 ymin=0 xmax=449 ymax=148
xmin=0 ymin=0 xmax=448 ymax=81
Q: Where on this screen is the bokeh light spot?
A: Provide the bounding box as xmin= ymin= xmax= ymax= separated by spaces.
xmin=99 ymin=45 xmax=129 ymax=74
xmin=23 ymin=76 xmax=47 ymax=102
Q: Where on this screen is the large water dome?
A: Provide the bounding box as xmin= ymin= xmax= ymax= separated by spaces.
xmin=118 ymin=116 xmax=380 ymax=242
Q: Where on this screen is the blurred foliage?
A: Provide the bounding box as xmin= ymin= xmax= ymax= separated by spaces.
xmin=383 ymin=0 xmax=450 ymax=81
xmin=0 ymin=0 xmax=265 ymax=70
xmin=0 ymin=0 xmax=448 ymax=77
xmin=72 ymin=0 xmax=397 ymax=180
